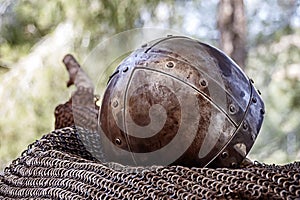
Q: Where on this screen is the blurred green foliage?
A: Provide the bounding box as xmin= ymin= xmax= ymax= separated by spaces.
xmin=247 ymin=30 xmax=300 ymax=163
xmin=0 ymin=0 xmax=299 ymax=170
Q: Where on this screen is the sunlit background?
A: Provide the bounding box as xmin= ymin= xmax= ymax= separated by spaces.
xmin=0 ymin=0 xmax=299 ymax=171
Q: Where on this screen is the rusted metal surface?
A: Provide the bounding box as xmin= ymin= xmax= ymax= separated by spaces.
xmin=100 ymin=36 xmax=265 ymax=168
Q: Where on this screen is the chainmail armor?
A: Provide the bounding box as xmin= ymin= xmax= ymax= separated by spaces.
xmin=0 ymin=125 xmax=300 ymax=199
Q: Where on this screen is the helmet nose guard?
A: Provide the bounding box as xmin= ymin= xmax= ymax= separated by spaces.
xmin=99 ymin=36 xmax=265 ymax=168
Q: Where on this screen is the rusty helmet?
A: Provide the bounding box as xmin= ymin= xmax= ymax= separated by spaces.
xmin=99 ymin=36 xmax=265 ymax=168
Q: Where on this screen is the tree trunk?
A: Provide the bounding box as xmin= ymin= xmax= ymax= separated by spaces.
xmin=217 ymin=0 xmax=247 ymax=69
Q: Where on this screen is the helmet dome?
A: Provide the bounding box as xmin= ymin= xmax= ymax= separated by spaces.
xmin=99 ymin=36 xmax=265 ymax=168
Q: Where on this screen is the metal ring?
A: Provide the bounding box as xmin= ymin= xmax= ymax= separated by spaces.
xmin=166 ymin=61 xmax=175 ymax=68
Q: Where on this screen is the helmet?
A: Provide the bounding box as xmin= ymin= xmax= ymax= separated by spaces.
xmin=99 ymin=36 xmax=265 ymax=168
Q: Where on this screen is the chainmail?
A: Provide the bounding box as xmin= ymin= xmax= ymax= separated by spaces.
xmin=0 ymin=125 xmax=299 ymax=200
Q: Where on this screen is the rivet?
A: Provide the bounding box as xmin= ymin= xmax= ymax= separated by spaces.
xmin=250 ymin=79 xmax=254 ymax=84
xmin=231 ymin=162 xmax=238 ymax=168
xmin=257 ymin=90 xmax=261 ymax=95
xmin=252 ymin=97 xmax=257 ymax=103
xmin=115 ymin=138 xmax=122 ymax=145
xmin=199 ymin=78 xmax=208 ymax=88
xmin=96 ymin=99 xmax=101 ymax=107
xmin=260 ymin=108 xmax=265 ymax=115
xmin=221 ymin=151 xmax=229 ymax=159
xmin=242 ymin=121 xmax=248 ymax=131
xmin=167 ymin=34 xmax=173 ymax=37
xmin=112 ymin=100 xmax=119 ymax=108
xmin=166 ymin=61 xmax=174 ymax=68
xmin=229 ymin=104 xmax=236 ymax=114
xmin=123 ymin=67 xmax=129 ymax=73
xmin=141 ymin=43 xmax=147 ymax=48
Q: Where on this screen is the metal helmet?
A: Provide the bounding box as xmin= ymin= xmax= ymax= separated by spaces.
xmin=99 ymin=36 xmax=265 ymax=168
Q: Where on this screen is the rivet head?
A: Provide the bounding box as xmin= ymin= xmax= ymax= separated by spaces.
xmin=231 ymin=162 xmax=238 ymax=168
xmin=250 ymin=79 xmax=254 ymax=83
xmin=242 ymin=121 xmax=248 ymax=131
xmin=221 ymin=151 xmax=229 ymax=159
xmin=252 ymin=97 xmax=257 ymax=103
xmin=96 ymin=99 xmax=101 ymax=107
xmin=166 ymin=61 xmax=174 ymax=68
xmin=123 ymin=67 xmax=129 ymax=73
xmin=141 ymin=43 xmax=147 ymax=48
xmin=167 ymin=34 xmax=173 ymax=37
xmin=229 ymin=104 xmax=236 ymax=114
xmin=260 ymin=108 xmax=265 ymax=115
xmin=115 ymin=138 xmax=122 ymax=145
xmin=112 ymin=100 xmax=119 ymax=108
xmin=257 ymin=90 xmax=261 ymax=95
xmin=199 ymin=78 xmax=208 ymax=88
